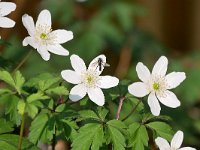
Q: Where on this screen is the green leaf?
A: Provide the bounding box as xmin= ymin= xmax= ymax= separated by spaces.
xmin=119 ymin=80 xmax=131 ymax=96
xmin=0 ymin=118 xmax=14 ymax=134
xmin=25 ymin=73 xmax=61 ymax=91
xmin=14 ymin=71 xmax=25 ymax=94
xmin=57 ymin=119 xmax=78 ymax=141
xmin=107 ymin=120 xmax=127 ymax=129
xmin=146 ymin=121 xmax=174 ymax=141
xmin=79 ymin=110 xmax=99 ymax=120
xmin=126 ymin=94 xmax=144 ymax=112
xmin=72 ymin=123 xmax=104 ymax=150
xmin=0 ymin=70 xmax=25 ymax=95
xmin=96 ymin=107 xmax=109 ymax=120
xmin=128 ymin=123 xmax=148 ymax=150
xmin=55 ymin=104 xmax=66 ymax=112
xmin=0 ymin=89 xmax=12 ymax=95
xmin=17 ymin=100 xmax=26 ymax=115
xmin=2 ymin=95 xmax=21 ymax=125
xmin=28 ymin=113 xmax=52 ymax=144
xmin=27 ymin=92 xmax=49 ymax=103
xmin=0 ymin=70 xmax=15 ymax=88
xmin=38 ymin=77 xmax=60 ymax=91
xmin=91 ymin=125 xmax=104 ymax=150
xmin=0 ymin=134 xmax=39 ymax=150
xmin=45 ymin=86 xmax=69 ymax=95
xmin=142 ymin=113 xmax=172 ymax=124
xmin=106 ymin=120 xmax=126 ymax=150
xmin=25 ymin=103 xmax=38 ymax=119
xmin=79 ymin=97 xmax=90 ymax=106
xmin=47 ymin=99 xmax=54 ymax=110
xmin=0 ymin=141 xmax=16 ymax=150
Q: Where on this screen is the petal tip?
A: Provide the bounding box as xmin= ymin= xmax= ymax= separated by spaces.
xmin=160 ymin=55 xmax=168 ymax=60
xmin=97 ymin=101 xmax=105 ymax=106
xmin=61 ymin=70 xmax=65 ymax=77
xmin=40 ymin=9 xmax=50 ymax=14
xmin=69 ymin=31 xmax=74 ymax=39
xmin=22 ymin=14 xmax=28 ymax=19
xmin=22 ymin=38 xmax=28 ymax=46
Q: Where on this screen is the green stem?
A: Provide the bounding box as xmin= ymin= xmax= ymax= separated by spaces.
xmin=122 ymin=99 xmax=142 ymax=121
xmin=12 ymin=50 xmax=33 ymax=74
xmin=17 ymin=113 xmax=25 ymax=150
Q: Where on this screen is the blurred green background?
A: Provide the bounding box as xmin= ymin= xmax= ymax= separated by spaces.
xmin=0 ymin=0 xmax=199 ymax=149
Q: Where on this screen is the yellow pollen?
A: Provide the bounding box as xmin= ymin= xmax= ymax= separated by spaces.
xmin=153 ymin=83 xmax=160 ymax=90
xmin=87 ymin=76 xmax=93 ymax=84
xmin=40 ymin=33 xmax=47 ymax=39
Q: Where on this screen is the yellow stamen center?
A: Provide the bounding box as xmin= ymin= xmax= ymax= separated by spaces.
xmin=40 ymin=33 xmax=47 ymax=39
xmin=153 ymin=83 xmax=160 ymax=90
xmin=87 ymin=76 xmax=93 ymax=84
xmin=81 ymin=70 xmax=101 ymax=88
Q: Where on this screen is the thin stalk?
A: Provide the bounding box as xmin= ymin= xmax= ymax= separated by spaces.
xmin=116 ymin=97 xmax=125 ymax=120
xmin=12 ymin=50 xmax=33 ymax=74
xmin=108 ymin=143 xmax=112 ymax=150
xmin=17 ymin=113 xmax=25 ymax=150
xmin=122 ymin=99 xmax=142 ymax=121
xmin=52 ymin=126 xmax=57 ymax=150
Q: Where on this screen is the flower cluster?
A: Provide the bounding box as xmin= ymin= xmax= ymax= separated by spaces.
xmin=1 ymin=1 xmax=196 ymax=149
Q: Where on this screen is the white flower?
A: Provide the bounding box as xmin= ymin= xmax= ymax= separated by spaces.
xmin=61 ymin=54 xmax=119 ymax=106
xmin=155 ymin=130 xmax=196 ymax=150
xmin=22 ymin=9 xmax=73 ymax=61
xmin=128 ymin=56 xmax=186 ymax=116
xmin=0 ymin=1 xmax=16 ymax=28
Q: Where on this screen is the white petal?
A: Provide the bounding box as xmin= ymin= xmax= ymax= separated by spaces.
xmin=70 ymin=55 xmax=86 ymax=73
xmin=22 ymin=14 xmax=35 ymax=36
xmin=37 ymin=46 xmax=50 ymax=61
xmin=0 ymin=2 xmax=16 ymax=16
xmin=152 ymin=56 xmax=168 ymax=76
xmin=158 ymin=90 xmax=181 ymax=108
xmin=51 ymin=29 xmax=73 ymax=44
xmin=136 ymin=62 xmax=151 ymax=82
xmin=0 ymin=17 xmax=15 ymax=28
xmin=166 ymin=72 xmax=186 ymax=89
xmin=147 ymin=92 xmax=161 ymax=116
xmin=179 ymin=147 xmax=197 ymax=150
xmin=47 ymin=44 xmax=69 ymax=56
xmin=69 ymin=84 xmax=87 ymax=102
xmin=128 ymin=82 xmax=149 ymax=97
xmin=171 ymin=130 xmax=183 ymax=149
xmin=61 ymin=70 xmax=81 ymax=84
xmin=22 ymin=36 xmax=38 ymax=48
xmin=99 ymin=76 xmax=119 ymax=89
xmin=36 ymin=9 xmax=51 ymax=27
xmin=155 ymin=137 xmax=170 ymax=150
xmin=88 ymin=88 xmax=105 ymax=106
xmin=88 ymin=54 xmax=106 ymax=75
